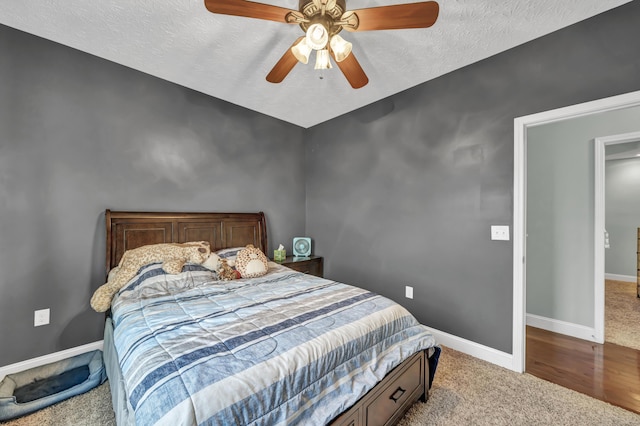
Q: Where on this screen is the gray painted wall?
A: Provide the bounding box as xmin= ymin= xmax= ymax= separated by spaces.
xmin=526 ymin=108 xmax=640 ymax=325
xmin=0 ymin=25 xmax=305 ymax=366
xmin=606 ymin=157 xmax=640 ymax=276
xmin=305 ymin=1 xmax=640 ymax=353
xmin=2 ymin=1 xmax=640 ymax=366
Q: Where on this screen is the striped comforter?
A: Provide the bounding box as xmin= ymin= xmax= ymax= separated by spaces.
xmin=110 ymin=262 xmax=438 ymax=425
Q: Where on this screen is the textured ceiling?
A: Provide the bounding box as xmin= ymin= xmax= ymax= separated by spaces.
xmin=0 ymin=0 xmax=632 ymax=128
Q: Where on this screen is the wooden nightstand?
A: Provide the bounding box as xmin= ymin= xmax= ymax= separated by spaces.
xmin=275 ymin=255 xmax=324 ymax=278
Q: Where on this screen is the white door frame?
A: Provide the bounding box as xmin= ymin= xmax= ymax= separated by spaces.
xmin=595 ymin=130 xmax=640 ymax=299
xmin=512 ymin=90 xmax=640 ymax=373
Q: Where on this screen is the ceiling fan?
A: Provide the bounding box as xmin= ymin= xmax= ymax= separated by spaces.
xmin=204 ymin=0 xmax=439 ymax=89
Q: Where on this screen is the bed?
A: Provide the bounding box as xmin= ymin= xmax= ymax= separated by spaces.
xmin=101 ymin=210 xmax=440 ymax=426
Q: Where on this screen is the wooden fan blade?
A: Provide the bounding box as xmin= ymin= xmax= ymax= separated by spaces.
xmin=347 ymin=1 xmax=439 ymax=31
xmin=266 ymin=37 xmax=304 ymax=83
xmin=331 ymin=50 xmax=369 ymax=89
xmin=204 ymin=0 xmax=296 ymax=23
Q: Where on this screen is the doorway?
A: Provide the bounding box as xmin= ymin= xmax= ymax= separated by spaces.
xmin=597 ymin=133 xmax=640 ymax=350
xmin=523 ymin=129 xmax=640 ymax=414
xmin=512 ymin=90 xmax=640 ymax=373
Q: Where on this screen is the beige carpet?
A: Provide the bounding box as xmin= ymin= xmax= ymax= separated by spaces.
xmin=605 ymin=280 xmax=640 ymax=350
xmin=3 ymin=347 xmax=639 ymax=426
xmin=399 ymin=347 xmax=640 ymax=426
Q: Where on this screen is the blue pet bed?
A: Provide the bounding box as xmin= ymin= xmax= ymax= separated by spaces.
xmin=0 ymin=350 xmax=106 ymax=421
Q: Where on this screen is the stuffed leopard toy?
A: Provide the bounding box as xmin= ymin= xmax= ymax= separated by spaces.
xmin=234 ymin=244 xmax=269 ymax=278
xmin=90 ymin=241 xmax=211 ymax=312
xmin=217 ymin=258 xmax=241 ymax=281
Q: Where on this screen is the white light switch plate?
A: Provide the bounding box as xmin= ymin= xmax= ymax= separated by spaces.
xmin=491 ymin=225 xmax=510 ymax=241
xmin=405 ymin=286 xmax=414 ymax=299
xmin=34 ymin=308 xmax=50 ymax=327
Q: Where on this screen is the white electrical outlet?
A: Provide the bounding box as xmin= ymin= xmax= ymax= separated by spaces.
xmin=405 ymin=286 xmax=414 ymax=299
xmin=34 ymin=308 xmax=50 ymax=327
xmin=490 ymin=225 xmax=510 ymax=241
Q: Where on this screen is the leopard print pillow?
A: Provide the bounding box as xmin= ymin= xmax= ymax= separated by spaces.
xmin=235 ymin=244 xmax=269 ymax=278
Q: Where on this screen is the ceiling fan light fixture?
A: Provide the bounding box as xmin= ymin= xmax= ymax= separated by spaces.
xmin=205 ymin=0 xmax=441 ymax=89
xmin=306 ymin=23 xmax=329 ymax=50
xmin=291 ymin=38 xmax=312 ymax=64
xmin=329 ymin=34 xmax=352 ymax=62
xmin=314 ymin=49 xmax=332 ymax=70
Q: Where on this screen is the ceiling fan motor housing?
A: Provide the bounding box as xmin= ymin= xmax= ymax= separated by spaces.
xmin=299 ymin=0 xmax=346 ymax=36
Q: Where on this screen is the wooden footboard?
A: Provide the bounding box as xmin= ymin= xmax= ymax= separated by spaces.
xmin=331 ymin=350 xmax=429 ymax=426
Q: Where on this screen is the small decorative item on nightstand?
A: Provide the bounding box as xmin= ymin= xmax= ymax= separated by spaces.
xmin=274 ymin=244 xmax=286 ymax=262
xmin=293 ymin=237 xmax=311 ymax=257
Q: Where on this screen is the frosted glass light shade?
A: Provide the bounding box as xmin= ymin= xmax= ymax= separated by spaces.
xmin=329 ymin=35 xmax=352 ymax=62
xmin=306 ymin=23 xmax=329 ymax=50
xmin=291 ymin=38 xmax=312 ymax=64
xmin=314 ymin=49 xmax=332 ymax=70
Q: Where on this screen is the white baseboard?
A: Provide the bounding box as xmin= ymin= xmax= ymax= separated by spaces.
xmin=425 ymin=326 xmax=516 ymax=372
xmin=0 ymin=341 xmax=103 ymax=382
xmin=605 ymin=273 xmax=636 ymax=283
xmin=526 ymin=313 xmax=598 ymax=342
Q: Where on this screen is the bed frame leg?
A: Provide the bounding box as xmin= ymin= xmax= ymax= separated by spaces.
xmin=420 ymin=349 xmax=430 ymax=402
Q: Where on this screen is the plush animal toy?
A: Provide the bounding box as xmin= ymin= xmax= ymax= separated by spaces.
xmin=90 ymin=241 xmax=211 ymax=312
xmin=235 ymin=244 xmax=269 ymax=278
xmin=217 ymin=258 xmax=241 ymax=281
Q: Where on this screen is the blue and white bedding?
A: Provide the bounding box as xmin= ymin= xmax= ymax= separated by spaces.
xmin=110 ymin=262 xmax=438 ymax=426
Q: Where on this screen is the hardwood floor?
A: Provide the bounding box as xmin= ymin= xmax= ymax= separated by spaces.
xmin=526 ymin=326 xmax=640 ymax=414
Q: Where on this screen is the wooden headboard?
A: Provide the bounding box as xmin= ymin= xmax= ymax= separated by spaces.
xmin=105 ymin=210 xmax=268 ymax=275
